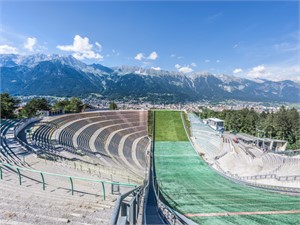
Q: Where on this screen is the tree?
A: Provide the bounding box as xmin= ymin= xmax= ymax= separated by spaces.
xmin=273 ymin=106 xmax=290 ymax=141
xmin=286 ymin=108 xmax=300 ymax=149
xmin=64 ymin=98 xmax=84 ymax=113
xmin=263 ymin=112 xmax=275 ymax=138
xmin=0 ymin=93 xmax=20 ymax=119
xmin=53 ymin=100 xmax=70 ymax=111
xmin=109 ymin=102 xmax=118 ymax=110
xmin=20 ymin=98 xmax=51 ymax=118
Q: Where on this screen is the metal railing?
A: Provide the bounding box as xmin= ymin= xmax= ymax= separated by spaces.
xmin=0 ymin=163 xmax=137 ymax=200
xmin=110 ymin=185 xmax=145 ymax=225
xmin=212 ymin=164 xmax=300 ymax=194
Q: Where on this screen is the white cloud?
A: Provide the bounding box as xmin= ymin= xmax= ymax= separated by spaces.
xmin=191 ymin=62 xmax=197 ymax=67
xmin=175 ymin=64 xmax=193 ymax=73
xmin=170 ymin=54 xmax=183 ymax=59
xmin=233 ymin=42 xmax=241 ymax=49
xmin=148 ymin=51 xmax=158 ymax=60
xmin=274 ymin=42 xmax=300 ymax=52
xmin=0 ymin=45 xmax=18 ymax=54
xmin=134 ymin=53 xmax=145 ymax=61
xmin=73 ymin=51 xmax=102 ymax=60
xmin=216 ymin=60 xmax=220 ymax=63
xmin=135 ymin=51 xmax=158 ymax=61
xmin=179 ymin=66 xmax=193 ymax=73
xmin=246 ymin=64 xmax=300 ymax=82
xmin=109 ymin=49 xmax=120 ymax=57
xmin=233 ymin=68 xmax=243 ymax=74
xmin=266 ymin=65 xmax=300 ymax=82
xmin=151 ymin=66 xmax=161 ymax=71
xmin=175 ymin=64 xmax=181 ymax=69
xmin=247 ymin=65 xmax=265 ymax=78
xmin=95 ymin=42 xmax=102 ymax=51
xmin=204 ymin=59 xmax=210 ymax=63
xmin=207 ymin=12 xmax=223 ymax=23
xmin=57 ymin=35 xmax=103 ymax=60
xmin=24 ymin=37 xmax=37 ymax=51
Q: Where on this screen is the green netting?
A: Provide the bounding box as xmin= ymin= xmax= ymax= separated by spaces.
xmin=153 ymin=110 xmax=300 ymax=225
xmin=193 ymin=214 xmax=300 ymax=225
xmin=154 ymin=141 xmax=300 ymax=224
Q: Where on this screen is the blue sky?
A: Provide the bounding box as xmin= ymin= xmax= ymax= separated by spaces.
xmin=1 ymin=0 xmax=299 ymax=81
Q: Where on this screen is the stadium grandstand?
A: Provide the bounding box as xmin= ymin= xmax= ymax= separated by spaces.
xmin=0 ymin=110 xmax=299 ymax=224
xmin=0 ymin=110 xmax=150 ymax=224
xmin=189 ymin=113 xmax=300 ymax=189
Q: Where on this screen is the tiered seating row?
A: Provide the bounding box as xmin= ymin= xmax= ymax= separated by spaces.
xmin=0 ymin=119 xmax=26 ymax=165
xmin=31 ymin=110 xmax=150 ymax=177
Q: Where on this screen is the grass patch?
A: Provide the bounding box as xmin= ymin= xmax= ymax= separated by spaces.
xmin=147 ymin=110 xmax=153 ymax=137
xmin=154 ymin=110 xmax=188 ymax=141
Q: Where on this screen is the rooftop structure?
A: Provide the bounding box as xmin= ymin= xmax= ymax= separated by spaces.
xmin=237 ymin=133 xmax=288 ymax=152
xmin=205 ymin=118 xmax=224 ymax=131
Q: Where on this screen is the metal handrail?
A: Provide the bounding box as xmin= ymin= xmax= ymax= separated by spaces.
xmin=0 ymin=162 xmax=137 ymax=200
xmin=110 ymin=185 xmax=144 ymax=225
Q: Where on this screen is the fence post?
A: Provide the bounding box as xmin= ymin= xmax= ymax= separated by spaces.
xmin=17 ymin=168 xmax=22 ymax=185
xmin=41 ymin=172 xmax=45 ymax=191
xmin=70 ymin=177 xmax=74 ymax=195
xmin=0 ymin=166 xmax=2 ymax=180
xmin=102 ymin=181 xmax=106 ymax=201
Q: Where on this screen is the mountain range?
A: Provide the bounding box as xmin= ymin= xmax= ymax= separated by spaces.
xmin=1 ymin=54 xmax=299 ymax=103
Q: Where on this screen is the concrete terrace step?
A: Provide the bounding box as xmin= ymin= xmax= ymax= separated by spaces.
xmin=0 ymin=172 xmax=118 ymax=202
xmin=0 ymin=184 xmax=114 ymax=207
xmin=0 ymin=220 xmax=33 ymax=225
xmin=0 ymin=193 xmax=114 ymax=211
xmin=0 ymin=209 xmax=109 ymax=225
xmin=0 ymin=198 xmax=113 ymax=218
xmin=0 ymin=183 xmax=114 ymax=224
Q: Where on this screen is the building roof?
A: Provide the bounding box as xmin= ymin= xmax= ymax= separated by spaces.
xmin=237 ymin=133 xmax=287 ymax=143
xmin=257 ymin=138 xmax=287 ymax=143
xmin=208 ymin=118 xmax=224 ymax=122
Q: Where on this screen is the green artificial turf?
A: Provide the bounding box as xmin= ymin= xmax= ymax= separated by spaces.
xmin=153 ymin=110 xmax=300 ymax=225
xmin=154 ymin=111 xmax=188 ymax=141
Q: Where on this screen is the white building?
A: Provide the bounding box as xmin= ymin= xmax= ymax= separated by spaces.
xmin=206 ymin=118 xmax=224 ymax=131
